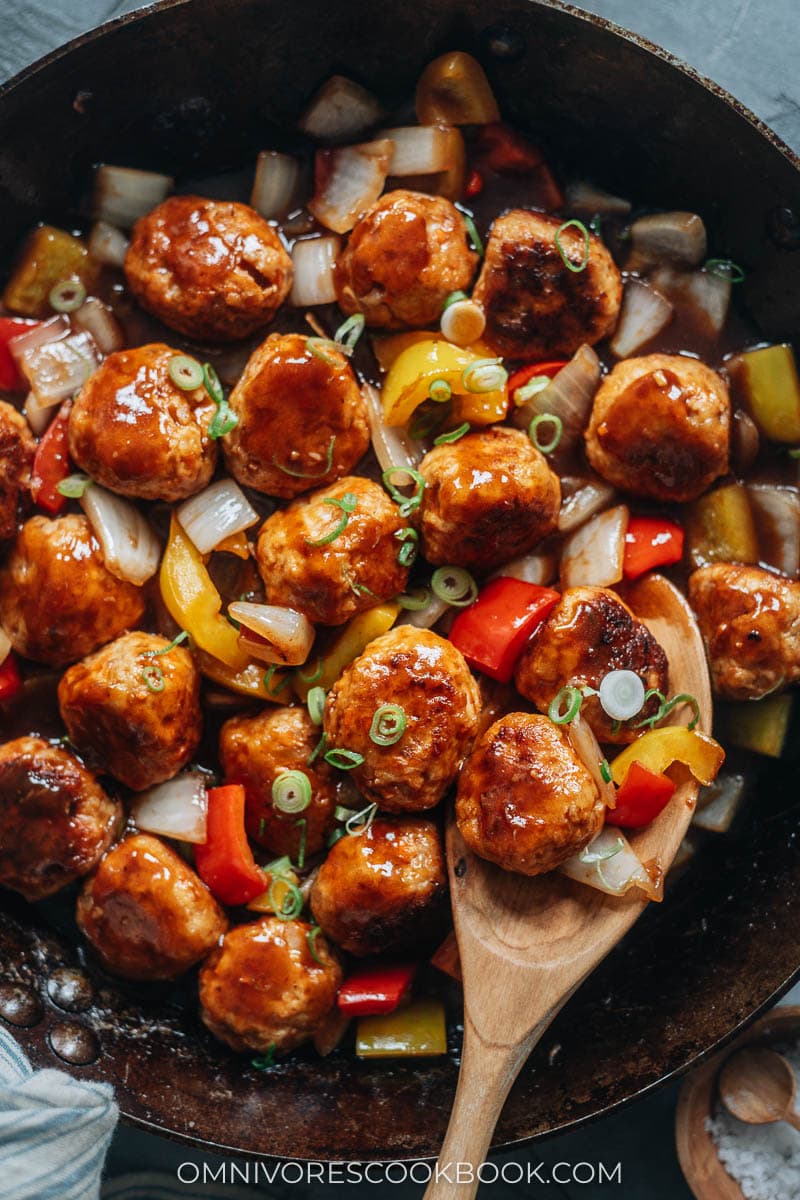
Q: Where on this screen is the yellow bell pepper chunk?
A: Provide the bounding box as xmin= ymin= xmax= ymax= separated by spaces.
xmin=381 ymin=338 xmax=504 ymax=427
xmin=293 ymin=601 xmax=400 ymax=702
xmin=194 ymin=649 xmax=291 ymax=703
xmin=611 ymin=727 xmax=724 ymax=788
xmin=373 ymin=331 xmax=496 ymax=372
xmin=450 ymin=388 xmax=509 ymax=426
xmin=685 ymin=484 xmax=759 ymax=569
xmin=356 ymin=998 xmax=447 ymax=1058
xmin=214 ymin=529 xmax=251 ymax=558
xmin=3 ymin=226 xmax=99 ymax=318
xmin=733 ymin=344 xmax=800 ymax=444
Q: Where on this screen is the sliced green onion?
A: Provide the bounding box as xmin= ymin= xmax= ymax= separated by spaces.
xmin=307 ymin=686 xmax=326 ymax=726
xmin=168 ymin=355 xmax=204 ymax=390
xmin=203 ymin=362 xmax=238 ymax=439
xmin=56 ymin=473 xmax=93 ymax=499
xmin=148 ymin=630 xmax=189 ymax=657
xmin=305 ymin=492 xmax=358 ymax=547
xmin=369 ymin=703 xmax=407 ymax=746
xmin=49 ymin=279 xmax=87 ymax=313
xmin=327 ymin=827 xmax=346 ymax=848
xmin=429 ymin=378 xmax=453 ymax=403
xmin=555 ymin=219 xmax=591 ymax=273
xmin=297 ymin=657 xmax=323 ymax=684
xmin=295 ymin=816 xmax=307 ymax=869
xmin=307 ymin=924 xmax=325 ymax=964
xmin=528 ymin=413 xmax=563 ymax=454
xmin=382 ymin=467 xmax=426 ymax=518
xmin=461 ymin=357 xmax=507 ymax=394
xmin=265 ymin=855 xmax=292 ymax=879
xmin=434 ymin=422 xmax=470 ymax=445
xmin=202 ymin=361 xmax=225 ymax=406
xmin=324 ymin=747 xmax=365 ymax=771
xmin=345 ymin=572 xmax=377 ymax=598
xmin=269 ymin=876 xmax=303 ymax=920
xmin=396 ymin=586 xmax=432 ymax=611
xmin=263 ymin=665 xmax=293 ymax=696
xmin=459 ymin=210 xmax=484 ymax=256
xmin=334 ymin=804 xmax=359 ymax=823
xmin=345 ymin=801 xmax=378 ymax=836
xmin=704 ymin=258 xmax=746 ymax=284
xmin=273 ymin=434 xmax=336 ymax=479
xmin=600 ymin=759 xmax=612 ymax=784
xmin=663 ymin=692 xmax=701 ymax=731
xmin=141 ymin=664 xmax=165 ymax=693
xmin=548 ymin=685 xmax=583 ymax=724
xmin=334 ymin=313 xmax=365 ymax=353
xmin=395 ymin=526 xmax=419 ymax=568
xmin=251 ymin=1045 xmax=276 ymax=1070
xmin=272 ymin=769 xmax=312 ymax=815
xmin=308 ymin=732 xmax=327 ymax=765
xmin=306 ymin=336 xmax=341 ymax=367
xmin=443 ymin=291 xmax=468 ymax=312
xmin=514 ymin=375 xmax=551 ymax=405
xmin=431 ymin=565 xmax=478 ymax=607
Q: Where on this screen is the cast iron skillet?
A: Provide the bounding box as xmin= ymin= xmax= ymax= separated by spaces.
xmin=0 ymin=0 xmax=799 ymax=1163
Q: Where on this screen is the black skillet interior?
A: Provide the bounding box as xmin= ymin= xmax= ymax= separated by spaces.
xmin=1 ymin=0 xmax=799 ymax=1162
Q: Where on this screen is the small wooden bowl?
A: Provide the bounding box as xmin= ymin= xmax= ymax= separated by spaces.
xmin=676 ymin=1005 xmax=800 ymax=1199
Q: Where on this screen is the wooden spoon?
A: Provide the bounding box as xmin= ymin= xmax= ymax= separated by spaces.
xmin=719 ymin=1047 xmax=800 ymax=1131
xmin=424 ymin=573 xmax=712 ymax=1199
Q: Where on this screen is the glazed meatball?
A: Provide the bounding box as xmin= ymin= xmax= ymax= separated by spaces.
xmin=69 ymin=343 xmax=217 ymax=501
xmin=418 ymin=427 xmax=560 ymax=570
xmin=456 ymin=713 xmax=604 ymax=876
xmin=198 ymin=917 xmax=341 ymax=1054
xmin=0 ymin=515 xmax=145 ymax=668
xmin=0 ymin=401 xmax=34 ymax=540
xmin=220 ymin=706 xmax=337 ymax=859
xmin=585 ymin=354 xmax=730 ymax=503
xmin=125 ymin=196 xmax=293 ymax=342
xmin=76 ymin=834 xmax=227 ymax=981
xmin=324 ymin=626 xmax=481 ymax=811
xmin=223 ymin=333 xmax=369 ymax=499
xmin=0 ymin=737 xmax=121 ymax=901
xmin=58 ymin=632 xmax=202 ymax=792
xmin=310 ymin=817 xmax=446 ymax=956
xmin=334 ymin=190 xmax=478 ymax=329
xmin=688 ymin=563 xmax=800 ymax=700
xmin=471 ymin=209 xmax=622 ymax=359
xmin=514 ymin=587 xmax=669 ymax=744
xmin=256 ymin=476 xmax=409 ymax=626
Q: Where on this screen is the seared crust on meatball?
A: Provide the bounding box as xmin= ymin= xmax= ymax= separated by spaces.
xmin=220 ymin=706 xmax=337 ymax=859
xmin=688 ymin=563 xmax=800 ymax=700
xmin=514 ymin=587 xmax=669 ymax=744
xmin=125 ymin=196 xmax=293 ymax=342
xmin=69 ymin=344 xmax=217 ymax=501
xmin=223 ymin=333 xmax=369 ymax=499
xmin=198 ymin=917 xmax=341 ymax=1054
xmin=310 ymin=817 xmax=446 ymax=956
xmin=585 ymin=354 xmax=730 ymax=503
xmin=76 ymin=834 xmax=227 ymax=981
xmin=456 ymin=713 xmax=604 ymax=876
xmin=58 ymin=632 xmax=202 ymax=792
xmin=324 ymin=626 xmax=481 ymax=811
xmin=0 ymin=401 xmax=34 ymax=540
xmin=256 ymin=476 xmax=409 ymax=626
xmin=419 ymin=427 xmax=561 ymax=570
xmin=0 ymin=737 xmax=121 ymax=901
xmin=334 ymin=190 xmax=478 ymax=329
xmin=472 ymin=210 xmax=622 ymax=359
xmin=0 ymin=515 xmax=145 ymax=667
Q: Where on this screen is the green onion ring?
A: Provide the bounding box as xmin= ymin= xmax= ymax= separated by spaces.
xmin=431 ymin=565 xmax=478 ymax=607
xmin=306 ymin=336 xmax=341 ymax=367
xmin=555 ymin=219 xmax=591 ymax=273
xmin=269 ymin=876 xmax=303 ymax=920
xmin=456 ymin=208 xmax=484 ymax=256
xmin=307 ymin=732 xmax=327 ymax=765
xmin=295 ymin=816 xmax=307 ymax=869
xmin=382 ymin=466 xmax=426 ymax=518
xmin=323 ymin=747 xmax=365 ymax=771
xmin=265 ymin=855 xmax=292 ymax=878
xmin=305 ymin=493 xmax=358 ymax=547
xmin=442 ymin=291 xmax=468 ymax=312
xmin=345 ymin=801 xmax=378 ymax=836
xmin=600 ymin=759 xmax=612 ymax=784
xmin=49 ymin=279 xmax=87 ymax=313
xmin=704 ymin=258 xmax=746 ymax=284
xmin=634 ymin=688 xmax=668 ymax=729
xmin=429 ymin=378 xmax=453 ymax=404
xmin=334 ymin=313 xmax=365 ymax=353
xmin=251 ymin=1045 xmax=277 ymax=1070
xmin=297 ymin=657 xmax=323 ymax=684
xmin=334 ymin=804 xmax=359 ymax=823
xmin=202 ymin=361 xmax=225 ymax=406
xmin=514 ymin=375 xmax=551 ymax=405
xmin=548 ymin=685 xmax=583 ymax=725
xmin=263 ymin=665 xmax=293 ymax=696
xmin=273 ymin=435 xmax=336 ymax=479
xmin=203 ymin=362 xmax=239 ymax=439
xmin=461 ymin=357 xmax=508 ymax=394
xmin=307 ymin=925 xmax=325 ymax=964
xmin=272 ymin=769 xmax=312 ymax=815
xmin=396 ymin=586 xmax=432 ymax=611
xmin=369 ymin=703 xmax=407 ymax=746
xmin=56 ymin=473 xmax=93 ymax=499
xmin=148 ymin=630 xmax=189 ymax=657
xmin=141 ymin=664 xmax=165 ymax=694
xmin=434 ymin=422 xmax=470 ymax=445
xmin=528 ymin=412 xmax=563 ymax=454
xmin=307 ymin=686 xmax=326 ymax=726
xmin=168 ymin=355 xmax=204 ymax=391
xmin=327 ymin=827 xmax=346 ymax=848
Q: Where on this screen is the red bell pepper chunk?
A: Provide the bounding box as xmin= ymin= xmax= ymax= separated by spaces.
xmin=337 ymin=962 xmax=416 ymax=1017
xmin=605 ymin=761 xmax=676 ymax=829
xmin=449 ymin=578 xmax=560 ymax=683
xmin=30 ymin=402 xmax=73 ymax=516
xmin=0 ymin=654 xmax=22 ymax=704
xmin=475 ymin=122 xmax=544 ymax=173
xmin=194 ymin=784 xmax=266 ymax=906
xmin=623 ymin=516 xmax=685 ymax=580
xmin=465 ymin=168 xmax=484 ymax=198
xmin=0 ymin=318 xmax=39 ymax=392
xmin=507 ymin=360 xmax=570 ymax=402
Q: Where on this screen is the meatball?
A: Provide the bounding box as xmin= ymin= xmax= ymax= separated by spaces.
xmin=334 ymin=190 xmax=478 ymax=329
xmin=688 ymin=563 xmax=800 ymax=700
xmin=0 ymin=737 xmax=121 ymax=901
xmin=310 ymin=817 xmax=446 ymax=956
xmin=418 ymin=427 xmax=561 ymax=570
xmin=58 ymin=632 xmax=202 ymax=792
xmin=69 ymin=343 xmax=217 ymax=501
xmin=514 ymin=587 xmax=669 ymax=744
xmin=256 ymin=475 xmax=409 ymax=626
xmin=0 ymin=401 xmax=34 ymax=540
xmin=223 ymin=333 xmax=369 ymax=499
xmin=323 ymin=626 xmax=481 ymax=811
xmin=220 ymin=706 xmax=336 ymax=859
xmin=585 ymin=354 xmax=730 ymax=503
xmin=0 ymin=515 xmax=145 ymax=668
xmin=76 ymin=834 xmax=227 ymax=981
xmin=456 ymin=713 xmax=604 ymax=876
xmin=471 ymin=209 xmax=622 ymax=359
xmin=198 ymin=917 xmax=341 ymax=1054
xmin=124 ymin=196 xmax=293 ymax=342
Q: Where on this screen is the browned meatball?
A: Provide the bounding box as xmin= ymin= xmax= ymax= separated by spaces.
xmin=220 ymin=706 xmax=336 ymax=859
xmin=255 ymin=476 xmax=409 ymax=626
xmin=69 ymin=344 xmax=217 ymax=501
xmin=585 ymin=354 xmax=730 ymax=503
xmin=0 ymin=401 xmax=34 ymax=540
xmin=223 ymin=333 xmax=369 ymax=499
xmin=76 ymin=834 xmax=227 ymax=981
xmin=0 ymin=515 xmax=145 ymax=668
xmin=334 ymin=190 xmax=478 ymax=329
xmin=418 ymin=427 xmax=561 ymax=570
xmin=688 ymin=563 xmax=800 ymax=700
xmin=472 ymin=209 xmax=622 ymax=359
xmin=198 ymin=917 xmax=341 ymax=1054
xmin=0 ymin=737 xmax=121 ymax=901
xmin=324 ymin=626 xmax=481 ymax=811
xmin=514 ymin=587 xmax=669 ymax=744
xmin=58 ymin=632 xmax=202 ymax=792
xmin=310 ymin=817 xmax=446 ymax=956
xmin=456 ymin=713 xmax=604 ymax=876
xmin=124 ymin=196 xmax=293 ymax=342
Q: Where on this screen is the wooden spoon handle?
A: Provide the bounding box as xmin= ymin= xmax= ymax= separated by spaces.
xmin=785 ymin=1109 xmax=800 ymax=1132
